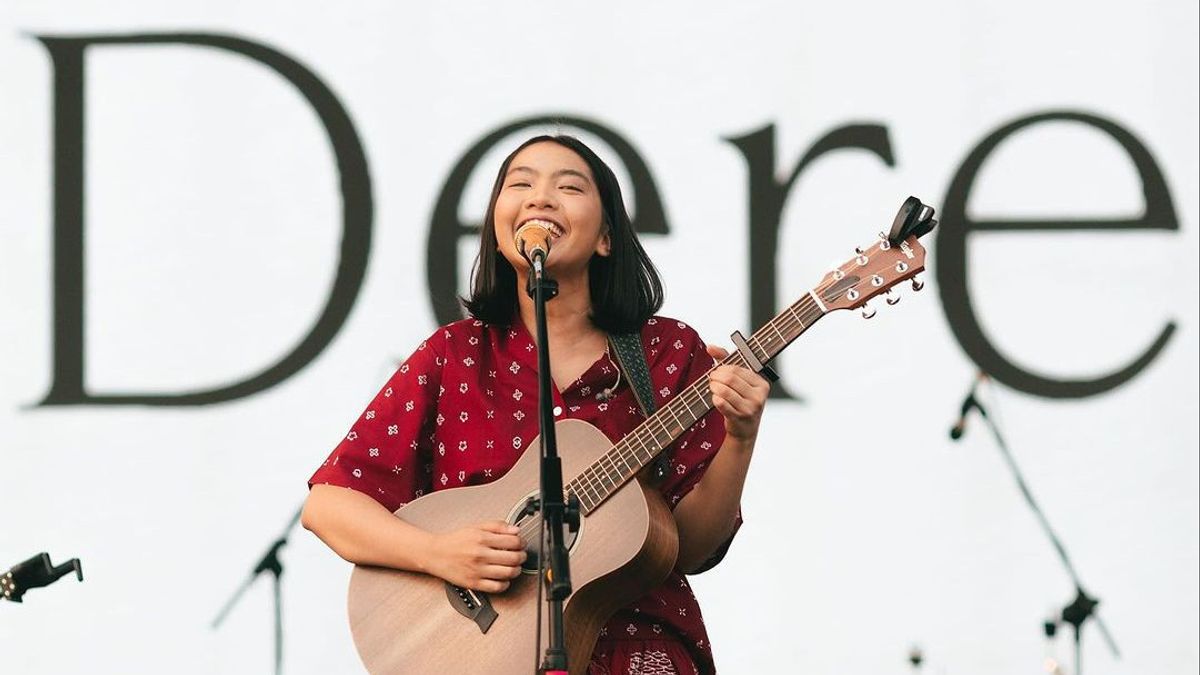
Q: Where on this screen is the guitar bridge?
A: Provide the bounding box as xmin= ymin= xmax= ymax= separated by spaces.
xmin=444 ymin=582 xmax=498 ymax=634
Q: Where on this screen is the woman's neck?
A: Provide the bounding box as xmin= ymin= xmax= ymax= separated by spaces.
xmin=514 ymin=270 xmax=600 ymax=343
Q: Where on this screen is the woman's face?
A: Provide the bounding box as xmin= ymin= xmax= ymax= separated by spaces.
xmin=493 ymin=141 xmax=610 ymax=278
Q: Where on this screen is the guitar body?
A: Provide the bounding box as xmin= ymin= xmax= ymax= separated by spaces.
xmin=347 ymin=419 xmax=680 ymax=675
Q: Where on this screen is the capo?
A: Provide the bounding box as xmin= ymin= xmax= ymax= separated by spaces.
xmin=729 ymin=331 xmax=778 ymax=382
xmin=888 ymin=196 xmax=938 ymax=244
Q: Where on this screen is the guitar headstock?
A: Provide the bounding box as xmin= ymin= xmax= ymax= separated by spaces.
xmin=815 ymin=197 xmax=937 ymax=317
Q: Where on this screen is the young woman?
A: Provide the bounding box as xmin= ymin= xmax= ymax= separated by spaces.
xmin=302 ymin=135 xmax=769 ymax=674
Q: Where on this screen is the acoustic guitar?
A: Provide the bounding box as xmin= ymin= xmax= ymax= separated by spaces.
xmin=346 ymin=197 xmax=938 ymax=674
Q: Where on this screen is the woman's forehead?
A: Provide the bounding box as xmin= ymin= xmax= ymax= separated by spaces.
xmin=510 ymin=141 xmax=593 ymax=176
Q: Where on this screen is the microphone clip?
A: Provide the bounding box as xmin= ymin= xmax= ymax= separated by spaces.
xmin=2 ymin=553 xmax=83 ymax=602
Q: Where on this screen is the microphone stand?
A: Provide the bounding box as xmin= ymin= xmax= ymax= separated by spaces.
xmin=211 ymin=506 xmax=303 ymax=675
xmin=527 ymin=254 xmax=576 ymax=675
xmin=961 ymin=389 xmax=1120 ymax=674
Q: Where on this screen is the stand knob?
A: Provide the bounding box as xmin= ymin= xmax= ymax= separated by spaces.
xmin=564 ymin=493 xmax=581 ymax=534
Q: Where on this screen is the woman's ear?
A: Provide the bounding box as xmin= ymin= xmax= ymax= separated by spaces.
xmin=597 ymin=232 xmax=612 ymax=257
xmin=596 ymin=221 xmax=612 ymax=257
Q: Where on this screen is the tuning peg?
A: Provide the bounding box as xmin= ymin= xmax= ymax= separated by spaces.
xmin=861 ymin=304 xmax=876 ymax=319
xmin=886 ymin=290 xmax=901 ymax=305
xmin=911 ymin=276 xmax=924 ymax=292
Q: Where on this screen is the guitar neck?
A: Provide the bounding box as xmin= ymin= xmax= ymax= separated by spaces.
xmin=567 ymin=291 xmax=828 ymax=514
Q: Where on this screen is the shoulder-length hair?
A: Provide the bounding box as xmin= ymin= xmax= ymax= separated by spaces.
xmin=461 ymin=135 xmax=664 ymax=334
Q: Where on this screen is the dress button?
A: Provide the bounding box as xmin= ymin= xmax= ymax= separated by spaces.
xmin=553 ymin=406 xmax=563 ymax=417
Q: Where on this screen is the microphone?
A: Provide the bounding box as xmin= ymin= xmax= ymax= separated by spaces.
xmin=949 ymin=372 xmax=988 ymax=441
xmin=514 ymin=223 xmax=552 ymax=264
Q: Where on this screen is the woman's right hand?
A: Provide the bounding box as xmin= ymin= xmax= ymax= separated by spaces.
xmin=424 ymin=520 xmax=528 ymax=593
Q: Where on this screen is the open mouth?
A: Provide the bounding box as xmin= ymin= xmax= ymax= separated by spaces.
xmin=518 ymin=218 xmax=565 ymax=239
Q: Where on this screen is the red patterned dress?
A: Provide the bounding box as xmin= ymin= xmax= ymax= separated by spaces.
xmin=309 ymin=316 xmax=739 ymax=675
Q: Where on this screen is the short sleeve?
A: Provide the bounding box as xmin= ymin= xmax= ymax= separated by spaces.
xmin=654 ymin=326 xmax=727 ymax=509
xmin=649 ymin=321 xmax=743 ymax=574
xmin=308 ymin=332 xmax=445 ymax=513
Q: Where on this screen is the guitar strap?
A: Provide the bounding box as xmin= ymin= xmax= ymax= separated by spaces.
xmin=607 ymin=330 xmax=671 ymax=485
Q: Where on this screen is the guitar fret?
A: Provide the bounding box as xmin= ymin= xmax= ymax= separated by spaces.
xmin=578 ymin=483 xmax=597 ymax=512
xmin=672 ymin=398 xmax=691 ymax=425
xmin=596 ymin=462 xmax=615 ymax=490
xmin=653 ymin=422 xmax=672 ymax=448
xmin=769 ymin=319 xmax=787 ymax=348
xmin=580 ymin=472 xmax=599 ymax=500
xmin=643 ymin=426 xmax=661 ymax=453
xmin=622 ymin=446 xmax=642 ymax=474
xmin=635 ymin=430 xmax=658 ymax=469
xmin=658 ymin=411 xmax=677 ymax=439
xmin=639 ymin=428 xmax=656 ymax=451
xmin=606 ymin=450 xmax=625 ymax=480
xmin=567 ymin=477 xmax=588 ymax=511
xmin=600 ymin=458 xmax=619 ymax=485
xmin=686 ymin=384 xmax=707 ymax=413
xmin=749 ymin=337 xmax=771 ymax=363
xmin=617 ymin=449 xmax=633 ymax=474
xmin=584 ymin=473 xmax=602 ymax=504
xmin=637 ymin=435 xmax=656 ymax=459
xmin=788 ymin=304 xmax=807 ymax=333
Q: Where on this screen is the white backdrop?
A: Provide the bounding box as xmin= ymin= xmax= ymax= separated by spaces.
xmin=1 ymin=2 xmax=1197 ymax=674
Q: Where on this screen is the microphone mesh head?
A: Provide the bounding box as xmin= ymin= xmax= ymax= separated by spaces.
xmin=515 ymin=222 xmax=552 ymax=259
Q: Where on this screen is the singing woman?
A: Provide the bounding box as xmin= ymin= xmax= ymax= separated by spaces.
xmin=303 ymin=135 xmax=769 ymax=674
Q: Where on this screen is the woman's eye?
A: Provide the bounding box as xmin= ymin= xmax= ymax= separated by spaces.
xmin=561 ymin=184 xmax=583 ymax=193
xmin=508 ymin=182 xmax=530 ymax=188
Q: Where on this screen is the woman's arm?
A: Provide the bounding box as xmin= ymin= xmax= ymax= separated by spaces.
xmin=672 ymin=345 xmax=769 ymax=572
xmin=302 ymin=484 xmax=527 ymax=593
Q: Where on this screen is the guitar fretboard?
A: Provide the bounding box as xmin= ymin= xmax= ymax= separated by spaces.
xmin=567 ymin=292 xmax=827 ymax=514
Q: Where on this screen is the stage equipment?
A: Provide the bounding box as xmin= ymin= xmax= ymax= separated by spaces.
xmin=907 ymin=644 xmax=923 ymax=671
xmin=949 ymin=376 xmax=1121 ymax=674
xmin=1 ymin=552 xmax=82 ymax=602
xmin=518 ymin=218 xmax=575 ymax=674
xmin=344 ymin=197 xmax=936 ymax=675
xmin=212 ymin=507 xmax=303 ymax=675
xmin=516 ymin=220 xmax=555 ymax=266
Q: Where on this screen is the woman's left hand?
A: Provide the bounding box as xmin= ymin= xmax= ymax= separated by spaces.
xmin=705 ymin=344 xmax=770 ymax=442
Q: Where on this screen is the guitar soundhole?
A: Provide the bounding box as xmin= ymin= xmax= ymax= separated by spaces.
xmin=508 ymin=495 xmax=583 ymax=575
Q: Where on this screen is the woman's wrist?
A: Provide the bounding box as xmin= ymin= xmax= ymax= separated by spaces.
xmin=723 ymin=430 xmax=757 ymax=453
xmin=412 ymin=529 xmax=439 ymax=575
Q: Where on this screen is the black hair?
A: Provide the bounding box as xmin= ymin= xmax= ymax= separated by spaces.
xmin=461 ymin=135 xmax=664 ymax=334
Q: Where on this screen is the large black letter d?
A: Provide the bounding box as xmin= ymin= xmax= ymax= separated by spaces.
xmin=36 ymin=33 xmax=372 ymax=406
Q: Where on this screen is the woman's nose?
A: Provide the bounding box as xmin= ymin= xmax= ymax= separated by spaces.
xmin=524 ymin=184 xmax=558 ymax=209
